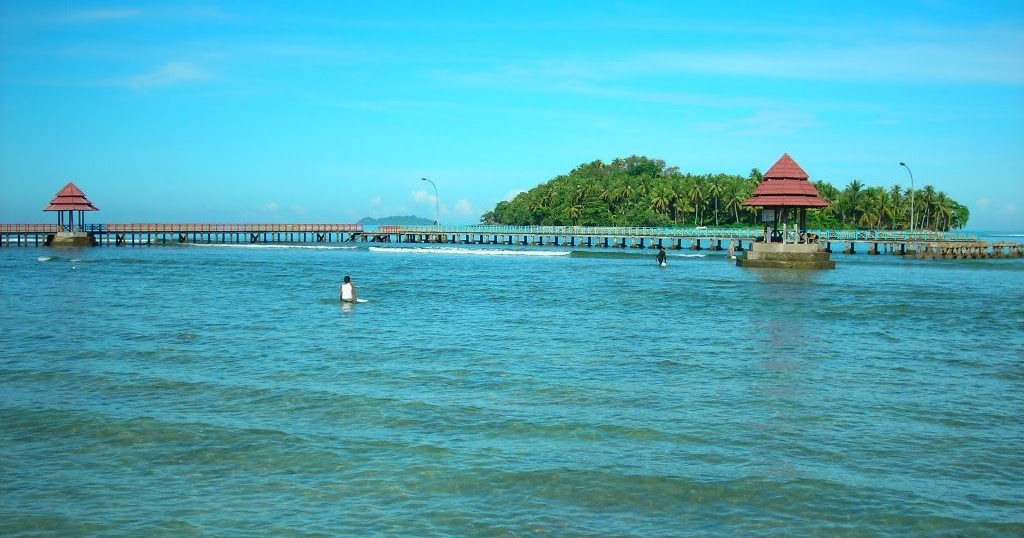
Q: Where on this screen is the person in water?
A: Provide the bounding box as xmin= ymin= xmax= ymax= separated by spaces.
xmin=656 ymin=245 xmax=667 ymax=265
xmin=340 ymin=275 xmax=357 ymax=302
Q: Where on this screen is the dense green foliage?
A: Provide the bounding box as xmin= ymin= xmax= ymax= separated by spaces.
xmin=481 ymin=156 xmax=969 ymax=231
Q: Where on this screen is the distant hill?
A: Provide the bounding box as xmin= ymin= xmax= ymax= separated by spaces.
xmin=358 ymin=215 xmax=435 ymax=225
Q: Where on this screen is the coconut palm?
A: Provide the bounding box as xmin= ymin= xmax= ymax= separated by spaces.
xmin=919 ymin=185 xmax=937 ymax=230
xmin=841 ymin=180 xmax=865 ymax=224
xmin=705 ymin=178 xmax=724 ymax=227
xmin=649 ymin=186 xmax=670 ymax=215
xmin=687 ymin=180 xmax=704 ymax=226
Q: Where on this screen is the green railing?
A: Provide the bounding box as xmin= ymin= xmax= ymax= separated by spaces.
xmin=396 ymin=225 xmax=761 ymax=238
xmin=394 ymin=225 xmax=977 ymax=242
xmin=1 ymin=223 xmax=979 ymax=243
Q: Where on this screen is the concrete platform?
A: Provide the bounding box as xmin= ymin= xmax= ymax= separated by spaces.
xmin=736 ymin=242 xmax=835 ymax=269
xmin=48 ymin=232 xmax=95 ymax=247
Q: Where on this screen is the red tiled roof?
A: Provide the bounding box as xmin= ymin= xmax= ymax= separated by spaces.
xmin=741 ymin=154 xmax=829 ymax=209
xmin=763 ymin=153 xmax=809 ymax=180
xmin=742 ymin=195 xmax=830 ymax=208
xmin=749 ymin=178 xmax=822 ymax=197
xmin=43 ymin=182 xmax=99 ymax=212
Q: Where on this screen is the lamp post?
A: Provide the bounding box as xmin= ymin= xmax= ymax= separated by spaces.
xmin=899 ymin=162 xmax=915 ymax=232
xmin=421 ymin=177 xmax=439 ymax=225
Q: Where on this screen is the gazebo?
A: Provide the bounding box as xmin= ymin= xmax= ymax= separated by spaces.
xmin=44 ymin=182 xmax=99 ymax=232
xmin=742 ymin=153 xmax=829 ymax=241
xmin=736 ymin=154 xmax=835 ymax=269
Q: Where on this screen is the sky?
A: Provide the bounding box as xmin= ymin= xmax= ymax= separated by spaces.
xmin=2 ymin=1 xmax=1023 ymax=230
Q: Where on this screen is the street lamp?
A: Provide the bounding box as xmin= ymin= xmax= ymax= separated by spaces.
xmin=421 ymin=177 xmax=439 ymax=225
xmin=899 ymin=162 xmax=915 ymax=232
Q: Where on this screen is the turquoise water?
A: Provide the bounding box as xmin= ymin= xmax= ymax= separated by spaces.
xmin=2 ymin=243 xmax=1022 ymax=537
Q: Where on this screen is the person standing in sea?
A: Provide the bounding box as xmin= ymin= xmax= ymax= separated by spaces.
xmin=656 ymin=245 xmax=666 ymax=266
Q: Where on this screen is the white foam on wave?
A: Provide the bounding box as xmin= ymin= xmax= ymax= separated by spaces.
xmin=37 ymin=256 xmax=55 ymax=262
xmin=369 ymin=246 xmax=570 ymax=257
xmin=189 ymin=243 xmax=358 ymax=251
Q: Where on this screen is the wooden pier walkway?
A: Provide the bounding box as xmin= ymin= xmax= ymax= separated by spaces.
xmin=2 ymin=223 xmax=1022 ymax=259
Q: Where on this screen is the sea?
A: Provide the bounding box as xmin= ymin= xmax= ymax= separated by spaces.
xmin=1 ymin=233 xmax=1023 ymax=537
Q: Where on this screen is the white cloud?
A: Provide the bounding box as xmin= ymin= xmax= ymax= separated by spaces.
xmin=262 ymin=202 xmax=279 ymax=213
xmin=61 ymin=9 xmax=142 ymax=23
xmin=127 ymin=62 xmax=213 ymax=89
xmin=639 ymin=39 xmax=1024 ymax=85
xmin=412 ymin=190 xmax=436 ymax=203
xmin=454 ymin=199 xmax=476 ymax=217
xmin=448 ymin=24 xmax=1024 ymax=96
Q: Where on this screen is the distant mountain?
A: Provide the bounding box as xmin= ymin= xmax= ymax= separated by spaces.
xmin=358 ymin=215 xmax=435 ymax=225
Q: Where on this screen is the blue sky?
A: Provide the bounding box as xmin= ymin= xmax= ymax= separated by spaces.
xmin=2 ymin=1 xmax=1022 ymax=229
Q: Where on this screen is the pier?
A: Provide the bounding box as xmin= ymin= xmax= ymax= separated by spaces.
xmin=1 ymin=223 xmax=362 ymax=247
xmin=3 ymin=223 xmax=1021 ymax=259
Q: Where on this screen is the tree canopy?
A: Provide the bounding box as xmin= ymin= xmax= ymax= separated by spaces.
xmin=481 ymin=155 xmax=968 ymax=231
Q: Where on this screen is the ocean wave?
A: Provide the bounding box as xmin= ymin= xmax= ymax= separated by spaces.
xmin=36 ymin=255 xmax=89 ymax=263
xmin=368 ymin=246 xmax=570 ymax=257
xmin=569 ymin=250 xmax=707 ymax=260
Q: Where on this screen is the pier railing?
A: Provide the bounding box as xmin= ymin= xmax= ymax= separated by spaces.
xmin=0 ymin=223 xmax=363 ymax=233
xmin=101 ymin=223 xmax=363 ymax=233
xmin=0 ymin=223 xmax=980 ymax=243
xmin=391 ymin=224 xmax=978 ymax=242
xmin=811 ymin=229 xmax=976 ymax=242
xmin=393 ymin=225 xmax=761 ymax=238
xmin=0 ymin=224 xmax=60 ymax=233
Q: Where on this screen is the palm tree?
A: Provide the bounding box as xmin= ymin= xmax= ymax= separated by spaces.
xmin=951 ymin=202 xmax=970 ymax=230
xmin=665 ymin=180 xmax=683 ymax=223
xmin=706 ymin=179 xmax=724 ymax=227
xmin=868 ymin=187 xmax=890 ymax=229
xmin=920 ymin=185 xmax=937 ymax=230
xmin=565 ymin=204 xmax=583 ymax=225
xmin=600 ymin=183 xmax=620 ymax=211
xmin=841 ymin=180 xmax=865 ymax=226
xmin=932 ymin=192 xmax=953 ymax=231
xmin=889 ymin=185 xmax=905 ymax=229
xmin=649 ymin=187 xmax=670 ymax=215
xmin=724 ymin=179 xmax=749 ymax=225
xmin=687 ymin=180 xmax=704 ymax=226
